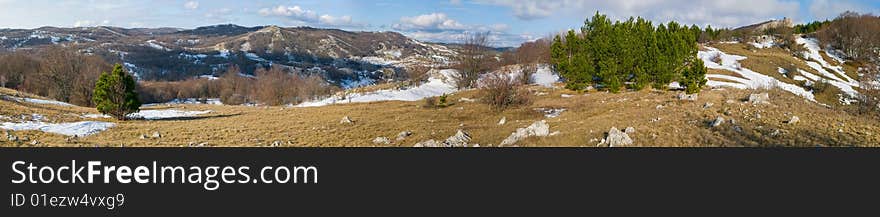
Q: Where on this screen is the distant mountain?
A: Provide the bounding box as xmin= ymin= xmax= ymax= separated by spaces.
xmin=0 ymin=24 xmax=457 ymax=87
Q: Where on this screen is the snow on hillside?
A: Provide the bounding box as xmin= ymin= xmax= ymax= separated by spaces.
xmin=531 ymin=65 xmax=560 ymax=87
xmin=296 ymin=69 xmax=459 ymax=107
xmin=699 ymin=47 xmax=816 ymax=101
xmin=2 ymin=96 xmax=74 ymax=107
xmin=796 ymin=38 xmax=858 ymax=85
xmin=128 ymin=109 xmax=213 ymax=120
xmin=1 ymin=121 xmax=115 ymax=137
xmin=143 ymin=98 xmax=223 ymax=107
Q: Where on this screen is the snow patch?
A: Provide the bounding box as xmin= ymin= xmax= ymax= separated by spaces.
xmin=700 ymin=47 xmax=815 ymax=101
xmin=1 ymin=121 xmax=115 ymax=137
xmin=128 ymin=109 xmax=213 ymax=120
xmin=296 ymin=69 xmax=459 ymax=107
xmin=531 ymin=65 xmax=560 ymax=87
xmin=3 ymin=96 xmax=74 ymax=107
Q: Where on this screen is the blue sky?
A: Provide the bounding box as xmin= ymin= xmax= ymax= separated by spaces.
xmin=1 ymin=0 xmax=879 ymax=47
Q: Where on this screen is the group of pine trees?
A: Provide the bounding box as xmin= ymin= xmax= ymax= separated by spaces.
xmin=551 ymin=12 xmax=707 ymax=94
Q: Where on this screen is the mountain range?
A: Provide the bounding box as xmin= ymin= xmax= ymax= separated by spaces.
xmin=0 ymin=24 xmax=458 ymax=87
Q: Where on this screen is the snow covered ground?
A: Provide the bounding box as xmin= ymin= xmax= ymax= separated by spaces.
xmin=531 ymin=65 xmax=561 ymax=87
xmin=1 ymin=121 xmax=115 ymax=137
xmin=795 ymin=38 xmax=860 ymax=100
xmin=2 ymin=96 xmax=74 ymax=107
xmin=699 ymin=47 xmax=816 ymax=101
xmin=296 ymin=64 xmax=561 ymax=107
xmin=296 ymin=69 xmax=459 ymax=107
xmin=143 ymin=98 xmax=222 ymax=107
xmin=128 ymin=109 xmax=213 ymax=120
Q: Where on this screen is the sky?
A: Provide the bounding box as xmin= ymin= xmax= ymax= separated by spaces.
xmin=1 ymin=0 xmax=879 ymax=47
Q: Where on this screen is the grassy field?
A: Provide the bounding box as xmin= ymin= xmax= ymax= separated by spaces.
xmin=2 ymin=84 xmax=878 ymax=147
xmin=2 ymin=42 xmax=876 ymax=147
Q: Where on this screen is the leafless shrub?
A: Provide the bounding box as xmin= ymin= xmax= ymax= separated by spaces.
xmin=453 ymin=32 xmax=492 ymax=89
xmin=480 ymin=71 xmax=531 ymax=110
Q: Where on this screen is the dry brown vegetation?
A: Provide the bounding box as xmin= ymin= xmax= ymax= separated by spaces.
xmin=2 ymin=84 xmax=878 ymax=147
xmin=0 ymin=47 xmax=112 ymax=107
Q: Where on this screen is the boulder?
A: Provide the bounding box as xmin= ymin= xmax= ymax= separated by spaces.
xmin=624 ymin=127 xmax=636 ymax=134
xmin=748 ymin=93 xmax=770 ymax=104
xmin=396 ymin=131 xmax=413 ymax=141
xmin=606 ymin=127 xmax=633 ymax=147
xmin=30 ymin=140 xmax=40 ymax=145
xmin=710 ymin=116 xmax=725 ymax=128
xmin=500 ymin=120 xmax=551 ymax=146
xmin=413 ymin=139 xmax=443 ymax=147
xmin=340 ymin=116 xmax=354 ymax=124
xmin=497 ymin=117 xmax=507 ymax=125
xmin=151 ymin=131 xmax=162 ymax=138
xmin=677 ymin=93 xmax=698 ymax=101
xmin=372 ymin=137 xmax=391 ymax=145
xmin=703 ymin=102 xmax=714 ymax=109
xmin=444 ymin=130 xmax=471 ymax=147
xmin=787 ymin=116 xmax=800 ymax=124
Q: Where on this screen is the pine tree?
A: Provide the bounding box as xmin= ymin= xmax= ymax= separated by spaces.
xmin=93 ymin=64 xmax=141 ymax=120
xmin=682 ymin=58 xmax=708 ymax=94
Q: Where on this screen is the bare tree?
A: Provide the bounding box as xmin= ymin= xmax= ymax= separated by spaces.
xmin=405 ymin=65 xmax=431 ymax=86
xmin=453 ymin=31 xmax=493 ymax=89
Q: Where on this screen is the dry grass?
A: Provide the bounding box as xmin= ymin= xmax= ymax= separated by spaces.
xmin=2 ymin=85 xmax=878 ymax=147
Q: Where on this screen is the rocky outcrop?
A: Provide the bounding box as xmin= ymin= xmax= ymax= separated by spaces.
xmin=748 ymin=93 xmax=770 ymax=104
xmin=606 ymin=127 xmax=633 ymax=147
xmin=500 ymin=120 xmax=551 ymax=146
xmin=413 ymin=130 xmax=472 ymax=147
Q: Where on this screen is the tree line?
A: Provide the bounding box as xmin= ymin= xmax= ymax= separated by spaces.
xmin=550 ymin=12 xmax=707 ymax=94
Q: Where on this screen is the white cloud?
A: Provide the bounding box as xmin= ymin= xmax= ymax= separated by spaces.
xmin=184 ymin=1 xmax=199 ymax=10
xmin=392 ymin=12 xmax=519 ymax=46
xmin=809 ymin=0 xmax=879 ymax=21
xmin=258 ymin=5 xmax=357 ymax=27
xmin=393 ymin=13 xmax=468 ymax=31
xmin=476 ymin=0 xmax=802 ymax=28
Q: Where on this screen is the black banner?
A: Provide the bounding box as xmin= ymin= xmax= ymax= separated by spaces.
xmin=1 ymin=148 xmax=878 ymax=216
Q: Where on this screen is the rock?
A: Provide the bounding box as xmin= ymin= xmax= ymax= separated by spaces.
xmin=7 ymin=135 xmax=18 ymax=142
xmin=787 ymin=116 xmax=800 ymax=124
xmin=725 ymin=99 xmax=737 ymax=104
xmin=500 ymin=120 xmax=551 ymax=146
xmin=458 ymin=97 xmax=476 ymax=102
xmin=30 ymin=140 xmax=40 ymax=145
xmin=748 ymin=93 xmax=770 ymax=104
xmin=561 ymin=94 xmax=573 ymax=98
xmin=65 ymin=135 xmax=78 ymax=143
xmin=444 ymin=130 xmax=471 ymax=147
xmin=340 ymin=116 xmax=354 ymax=124
xmin=549 ymin=131 xmax=561 ymax=136
xmin=139 ymin=134 xmax=149 ymax=139
xmin=703 ymin=102 xmax=714 ymax=109
xmin=151 ymin=131 xmax=162 ymax=138
xmin=270 ymin=140 xmax=283 ymax=147
xmin=624 ymin=127 xmax=636 ymax=134
xmin=413 ymin=139 xmax=443 ymax=147
xmin=606 ymin=127 xmax=633 ymax=147
xmin=497 ymin=117 xmax=507 ymax=125
xmin=770 ymin=129 xmax=782 ymax=137
xmin=395 ymin=131 xmax=413 ymax=141
xmin=677 ymin=93 xmax=698 ymax=101
xmin=372 ymin=137 xmax=391 ymax=145
xmin=710 ymin=116 xmax=725 ymax=128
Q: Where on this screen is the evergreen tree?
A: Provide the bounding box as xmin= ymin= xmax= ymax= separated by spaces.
xmin=682 ymin=58 xmax=708 ymax=94
xmin=93 ymin=64 xmax=141 ymax=120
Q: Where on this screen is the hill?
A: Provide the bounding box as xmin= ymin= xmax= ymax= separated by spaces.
xmin=0 ymin=25 xmax=457 ymax=85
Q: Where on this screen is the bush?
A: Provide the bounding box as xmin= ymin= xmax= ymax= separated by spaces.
xmin=480 ymin=72 xmax=531 ymax=110
xmin=422 ymin=94 xmax=449 ymax=108
xmin=93 ymin=64 xmax=141 ymax=120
